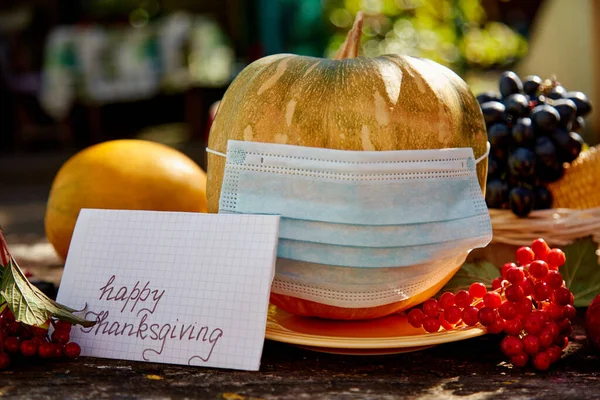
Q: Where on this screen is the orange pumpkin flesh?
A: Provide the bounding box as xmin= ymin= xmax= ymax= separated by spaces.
xmin=207 ymin=13 xmax=487 ymax=320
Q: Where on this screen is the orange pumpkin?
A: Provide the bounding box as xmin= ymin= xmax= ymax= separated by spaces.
xmin=207 ymin=13 xmax=487 ymax=320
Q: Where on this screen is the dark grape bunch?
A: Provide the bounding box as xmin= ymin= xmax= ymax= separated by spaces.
xmin=478 ymin=72 xmax=593 ymax=217
xmin=0 ymin=309 xmax=81 ymax=370
xmin=408 ymin=238 xmax=575 ymax=371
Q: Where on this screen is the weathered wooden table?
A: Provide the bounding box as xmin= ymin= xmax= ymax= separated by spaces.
xmin=2 ymin=238 xmax=599 ymax=400
xmin=1 ymin=179 xmax=599 ymax=400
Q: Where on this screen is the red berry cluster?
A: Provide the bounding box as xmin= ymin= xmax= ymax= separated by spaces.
xmin=407 ymin=238 xmax=575 ymax=371
xmin=0 ymin=308 xmax=81 ymax=370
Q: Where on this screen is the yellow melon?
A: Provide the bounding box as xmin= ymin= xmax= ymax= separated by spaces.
xmin=45 ymin=139 xmax=207 ymax=260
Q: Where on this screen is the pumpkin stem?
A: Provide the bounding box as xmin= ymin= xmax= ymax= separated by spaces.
xmin=333 ymin=11 xmax=364 ymax=60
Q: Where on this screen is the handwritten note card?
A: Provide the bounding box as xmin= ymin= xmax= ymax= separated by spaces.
xmin=56 ymin=209 xmax=280 ymax=371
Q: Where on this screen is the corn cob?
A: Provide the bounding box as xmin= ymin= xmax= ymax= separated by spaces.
xmin=547 ymin=144 xmax=600 ymax=209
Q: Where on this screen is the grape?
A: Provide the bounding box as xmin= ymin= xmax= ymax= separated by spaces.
xmin=477 ymin=91 xmax=502 ymax=104
xmin=523 ymin=75 xmax=542 ymax=96
xmin=504 ymin=94 xmax=529 ymax=119
xmin=566 ymin=91 xmax=592 ymax=117
xmin=533 ymin=186 xmax=553 ymax=210
xmin=481 ymin=102 xmax=506 ymax=125
xmin=485 ymin=179 xmax=509 ymax=209
xmin=553 ymin=99 xmax=577 ymax=129
xmin=548 ymin=249 xmax=566 ymax=267
xmin=533 ymin=351 xmax=552 ymax=371
xmin=537 ymin=162 xmax=564 ymax=183
xmin=488 ymin=123 xmax=511 ymax=159
xmin=522 ymin=334 xmax=542 ymax=355
xmin=531 ymin=105 xmax=560 ymax=132
xmin=535 ymin=136 xmax=557 ymax=168
xmin=509 ymin=187 xmax=534 ymax=217
xmin=572 ymin=116 xmax=585 ymax=133
xmin=499 ymin=71 xmax=523 ymax=98
xmin=478 ymin=307 xmax=497 ymax=326
xmin=487 ymin=157 xmax=503 ymax=178
xmin=547 ymin=85 xmax=566 ymax=100
xmin=509 ymin=148 xmax=536 ymax=178
xmin=511 ymin=118 xmax=535 ymax=148
xmin=551 ymin=129 xmax=583 ymax=163
xmin=511 ymin=352 xmax=529 ymax=368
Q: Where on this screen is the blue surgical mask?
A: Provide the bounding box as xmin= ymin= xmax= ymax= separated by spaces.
xmin=209 ymin=140 xmax=492 ymax=269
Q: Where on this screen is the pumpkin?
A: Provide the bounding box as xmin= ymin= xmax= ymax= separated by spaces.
xmin=207 ymin=13 xmax=488 ymax=320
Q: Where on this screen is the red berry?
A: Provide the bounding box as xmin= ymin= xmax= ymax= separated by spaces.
xmin=520 ymin=278 xmax=535 ymax=296
xmin=522 ymin=334 xmax=541 ymax=355
xmin=439 ymin=292 xmax=455 ymax=309
xmin=454 ymin=290 xmax=473 ymax=308
xmin=54 ymin=344 xmax=64 ymax=358
xmin=544 ymin=270 xmax=563 ymax=289
xmin=422 ymin=299 xmax=440 ymax=317
xmin=529 ymin=260 xmax=549 ymax=279
xmin=38 ymin=342 xmax=55 ymax=359
xmin=511 ymin=352 xmax=529 ymax=368
xmin=547 ymin=346 xmax=562 ymax=363
xmin=462 ymin=306 xmax=479 ymax=326
xmin=501 ymin=263 xmax=518 ymax=278
xmin=408 ymin=309 xmax=425 ymax=328
xmin=545 ymin=322 xmax=560 ymax=338
xmin=444 ymin=306 xmax=462 ymax=325
xmin=516 ymin=297 xmax=533 ymax=316
xmin=501 ymin=336 xmax=523 ymax=356
xmin=20 ymin=340 xmax=38 ymax=357
xmin=54 ymin=320 xmax=73 ymax=332
xmin=4 ymin=337 xmax=20 ymax=354
xmin=487 ymin=317 xmax=506 ymax=334
xmin=499 ymin=301 xmax=518 ymax=320
xmin=51 ymin=330 xmax=70 ymax=345
xmin=531 ymin=238 xmax=550 ymax=261
xmin=469 ymin=282 xmax=487 ymax=299
xmin=483 ymin=292 xmax=502 ymax=309
xmin=478 ymin=307 xmax=497 ymax=326
xmin=533 ymin=351 xmax=552 ymax=371
xmin=505 ymin=285 xmax=525 ymax=303
xmin=557 ymin=318 xmax=573 ymax=336
xmin=553 ymin=287 xmax=572 ymax=306
xmin=0 ymin=353 xmax=10 ymax=370
xmin=516 ymin=246 xmax=535 ymax=266
xmin=562 ymin=304 xmax=576 ymax=320
xmin=506 ymin=267 xmax=525 ymax=285
xmin=491 ymin=278 xmax=503 ymax=290
xmin=422 ymin=316 xmax=441 ymax=333
xmin=546 ymin=303 xmax=564 ymax=321
xmin=504 ymin=318 xmax=524 ymax=336
xmin=533 ymin=282 xmax=552 ymax=302
xmin=438 ymin=313 xmax=454 ymax=330
xmin=538 ymin=330 xmax=555 ymax=348
xmin=524 ymin=313 xmax=545 ymax=335
xmin=547 ymin=249 xmax=566 ymax=268
xmin=64 ymin=342 xmax=81 ymax=359
xmin=555 ymin=335 xmax=569 ymax=350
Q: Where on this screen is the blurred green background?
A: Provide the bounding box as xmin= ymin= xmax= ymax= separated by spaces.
xmin=0 ymin=0 xmax=597 ymax=159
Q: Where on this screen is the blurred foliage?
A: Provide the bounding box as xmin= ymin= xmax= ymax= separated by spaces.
xmin=323 ymin=0 xmax=528 ymax=73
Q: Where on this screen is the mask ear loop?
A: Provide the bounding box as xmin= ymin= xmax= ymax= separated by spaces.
xmin=207 ymin=142 xmax=492 ymax=162
xmin=475 ymin=142 xmax=491 ymax=165
xmin=206 ymin=147 xmax=227 ymax=157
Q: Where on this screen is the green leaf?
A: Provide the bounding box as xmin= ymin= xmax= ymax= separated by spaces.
xmin=440 ymin=261 xmax=500 ymax=294
xmin=0 ymin=257 xmax=95 ymax=328
xmin=561 ymin=236 xmax=600 ymax=307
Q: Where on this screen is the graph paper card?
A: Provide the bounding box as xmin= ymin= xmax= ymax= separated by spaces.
xmin=56 ymin=208 xmax=280 ymax=371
